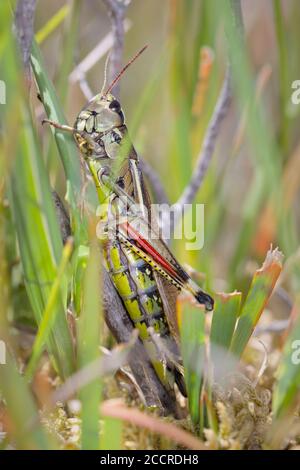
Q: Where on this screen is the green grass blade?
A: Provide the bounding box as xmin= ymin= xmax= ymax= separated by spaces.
xmin=30 ymin=40 xmax=82 ymax=204
xmin=273 ymin=0 xmax=289 ymax=152
xmin=78 ymin=238 xmax=102 ymax=450
xmin=35 ymin=4 xmax=70 ymax=44
xmin=30 ymin=39 xmax=96 ymax=247
xmin=178 ymin=297 xmax=206 ymax=426
xmin=210 ymin=291 xmax=241 ymax=350
xmin=101 ymin=417 xmax=122 ymax=450
xmin=230 ymin=248 xmax=284 ymax=358
xmin=210 ymin=291 xmax=241 ymax=383
xmin=9 ymin=105 xmax=75 ymax=379
xmin=72 ymin=244 xmax=89 ymax=315
xmin=25 ymin=239 xmax=73 ymax=379
xmin=272 ymin=313 xmax=300 ymax=417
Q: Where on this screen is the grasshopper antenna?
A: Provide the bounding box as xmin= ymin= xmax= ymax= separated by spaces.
xmin=103 ymin=45 xmax=148 ymax=96
xmin=100 ymin=51 xmax=111 ymax=97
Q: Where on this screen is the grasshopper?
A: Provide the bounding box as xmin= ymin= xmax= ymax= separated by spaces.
xmin=43 ymin=47 xmax=214 ymax=395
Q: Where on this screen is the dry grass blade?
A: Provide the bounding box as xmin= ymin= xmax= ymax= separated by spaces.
xmin=101 ymin=399 xmax=207 ymax=450
xmin=52 ymin=330 xmax=138 ymax=405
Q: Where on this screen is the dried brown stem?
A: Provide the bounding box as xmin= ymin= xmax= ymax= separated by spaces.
xmin=102 ymin=0 xmax=130 ymax=99
xmin=171 ymin=66 xmax=231 ymax=229
xmin=69 ymin=19 xmax=131 ymax=85
xmin=14 ymin=0 xmax=37 ymax=81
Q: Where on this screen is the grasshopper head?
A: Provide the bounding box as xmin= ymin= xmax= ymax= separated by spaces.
xmin=73 ymin=93 xmax=126 ymax=169
xmin=73 ymin=93 xmax=128 ymax=183
xmin=74 ymin=93 xmax=124 ymax=135
xmin=73 ymin=46 xmax=147 ymax=168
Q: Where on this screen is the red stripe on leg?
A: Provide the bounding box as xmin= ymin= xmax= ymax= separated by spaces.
xmin=119 ymin=222 xmax=179 ymax=280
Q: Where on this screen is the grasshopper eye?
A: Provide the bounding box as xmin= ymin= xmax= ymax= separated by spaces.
xmin=109 ymin=100 xmax=121 ymax=112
